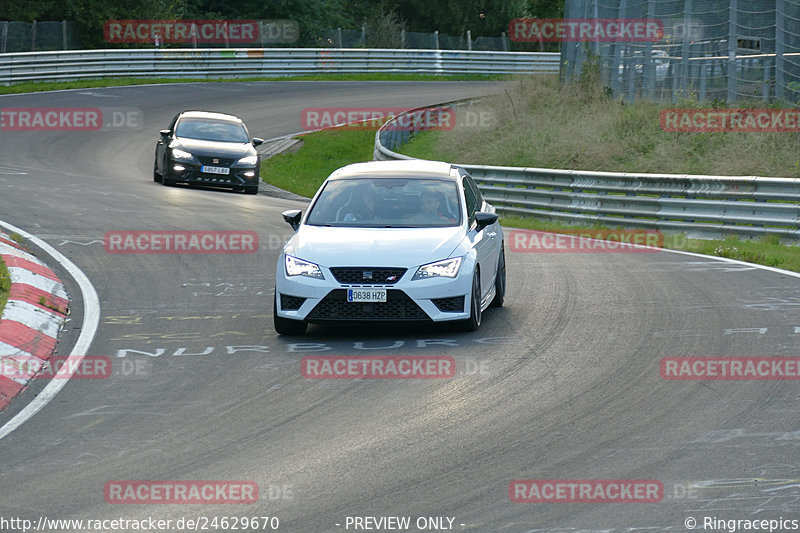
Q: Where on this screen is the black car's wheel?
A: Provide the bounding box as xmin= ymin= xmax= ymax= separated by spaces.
xmin=490 ymin=246 xmax=505 ymax=308
xmin=461 ymin=269 xmax=482 ymax=331
xmin=153 ymin=154 xmax=161 ymax=181
xmin=273 ymin=292 xmax=308 ymax=335
xmin=160 ymin=163 xmax=176 ymax=187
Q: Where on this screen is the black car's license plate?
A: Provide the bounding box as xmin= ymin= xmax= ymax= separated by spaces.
xmin=201 ymin=165 xmax=230 ymax=175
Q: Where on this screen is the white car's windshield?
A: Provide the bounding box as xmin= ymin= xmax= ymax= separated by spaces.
xmin=306 ymin=177 xmax=462 ymax=227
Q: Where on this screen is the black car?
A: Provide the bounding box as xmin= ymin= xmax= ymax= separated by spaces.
xmin=154 ymin=111 xmax=264 ymax=195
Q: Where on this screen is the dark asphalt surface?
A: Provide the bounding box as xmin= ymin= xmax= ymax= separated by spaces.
xmin=1 ymin=81 xmax=800 ymax=533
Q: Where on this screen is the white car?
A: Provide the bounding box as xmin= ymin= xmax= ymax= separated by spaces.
xmin=274 ymin=160 xmax=506 ymax=335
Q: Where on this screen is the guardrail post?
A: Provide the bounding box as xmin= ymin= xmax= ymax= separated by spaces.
xmin=338 ymin=28 xmax=344 ymax=48
xmin=466 ymin=30 xmax=471 ymax=51
xmin=501 ymin=32 xmax=508 ymax=51
xmin=433 ymin=30 xmax=440 ymax=50
xmin=31 ymin=20 xmax=37 ymax=52
xmin=62 ymin=20 xmax=68 ymax=50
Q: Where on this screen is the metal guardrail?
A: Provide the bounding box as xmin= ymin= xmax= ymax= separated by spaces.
xmin=374 ymin=102 xmax=800 ymax=239
xmin=0 ymin=48 xmax=560 ymax=85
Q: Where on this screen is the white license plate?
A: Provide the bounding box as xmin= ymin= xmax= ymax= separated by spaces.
xmin=201 ymin=165 xmax=230 ymax=175
xmin=347 ymin=289 xmax=387 ymax=303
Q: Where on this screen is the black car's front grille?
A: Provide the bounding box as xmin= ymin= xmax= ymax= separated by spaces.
xmin=431 ymin=296 xmax=465 ymax=313
xmin=307 ymin=289 xmax=429 ymax=321
xmin=196 ymin=156 xmax=236 ymax=166
xmin=280 ymin=294 xmax=306 ymax=311
xmin=330 ymin=267 xmax=407 ymax=285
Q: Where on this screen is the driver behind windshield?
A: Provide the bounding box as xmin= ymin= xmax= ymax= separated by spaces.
xmin=343 ymin=189 xmax=378 ymax=221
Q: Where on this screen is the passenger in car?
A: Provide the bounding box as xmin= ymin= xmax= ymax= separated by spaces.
xmin=408 ymin=189 xmax=452 ymax=223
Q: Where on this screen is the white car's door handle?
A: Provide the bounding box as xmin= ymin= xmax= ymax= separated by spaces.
xmin=487 ymin=231 xmax=497 ymax=238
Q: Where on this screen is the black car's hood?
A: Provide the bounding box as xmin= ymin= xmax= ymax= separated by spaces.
xmin=172 ymin=137 xmax=255 ymax=159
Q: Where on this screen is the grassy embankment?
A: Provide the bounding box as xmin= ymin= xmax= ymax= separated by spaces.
xmin=0 ymin=73 xmax=504 ymax=96
xmin=262 ymin=75 xmax=800 ymax=272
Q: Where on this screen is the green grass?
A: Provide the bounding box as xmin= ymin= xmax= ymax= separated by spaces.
xmin=400 ymin=75 xmax=800 ymax=178
xmin=0 ymin=257 xmax=10 ymax=316
xmin=260 ymin=130 xmax=376 ymax=198
xmin=501 ymin=216 xmax=800 ymax=273
xmin=0 ymin=73 xmax=507 ymax=96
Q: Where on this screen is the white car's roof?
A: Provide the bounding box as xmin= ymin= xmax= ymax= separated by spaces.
xmin=179 ymin=111 xmax=243 ymax=123
xmin=328 ymin=160 xmax=459 ymax=181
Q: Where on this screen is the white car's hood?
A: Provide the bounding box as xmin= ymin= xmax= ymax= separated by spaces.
xmin=285 ymin=225 xmax=464 ymax=268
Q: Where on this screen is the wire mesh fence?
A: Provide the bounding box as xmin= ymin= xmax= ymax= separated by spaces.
xmin=317 ymin=27 xmax=509 ymax=50
xmin=0 ymin=21 xmax=79 ymax=53
xmin=561 ymin=0 xmax=800 ymax=104
xmin=2 ymin=20 xmax=512 ymax=53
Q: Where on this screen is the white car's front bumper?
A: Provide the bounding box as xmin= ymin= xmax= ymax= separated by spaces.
xmin=275 ymin=255 xmax=475 ymax=323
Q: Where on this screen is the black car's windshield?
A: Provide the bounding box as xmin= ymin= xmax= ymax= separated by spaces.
xmin=175 ymin=118 xmax=249 ymax=143
xmin=306 ymin=177 xmax=462 ymax=227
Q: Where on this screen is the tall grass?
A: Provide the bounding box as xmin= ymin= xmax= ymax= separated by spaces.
xmin=403 ymin=75 xmax=800 ymax=178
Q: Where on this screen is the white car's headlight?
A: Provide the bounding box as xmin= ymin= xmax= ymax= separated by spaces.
xmin=412 ymin=257 xmax=462 ymax=280
xmin=236 ymin=155 xmax=258 ymax=166
xmin=285 ymin=255 xmax=324 ymax=279
xmin=172 ymin=148 xmax=194 ymax=161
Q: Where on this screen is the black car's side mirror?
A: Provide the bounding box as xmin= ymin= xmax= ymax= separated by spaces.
xmin=159 ymin=129 xmax=170 ymax=138
xmin=475 ymin=212 xmax=498 ymax=232
xmin=252 ymin=137 xmax=264 ymax=147
xmin=282 ymin=209 xmax=302 ymax=231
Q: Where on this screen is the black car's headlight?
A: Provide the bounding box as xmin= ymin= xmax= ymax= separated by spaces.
xmin=412 ymin=257 xmax=462 ymax=280
xmin=285 ymin=255 xmax=324 ymax=279
xmin=171 ymin=148 xmax=194 ymax=161
xmin=235 ymin=155 xmax=258 ymax=166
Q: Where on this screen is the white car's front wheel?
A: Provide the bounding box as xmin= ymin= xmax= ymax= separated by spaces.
xmin=490 ymin=246 xmax=505 ymax=308
xmin=461 ymin=269 xmax=482 ymax=331
xmin=273 ymin=292 xmax=308 ymax=335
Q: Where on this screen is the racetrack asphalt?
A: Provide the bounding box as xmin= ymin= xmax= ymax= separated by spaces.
xmin=1 ymin=80 xmax=800 ymax=532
